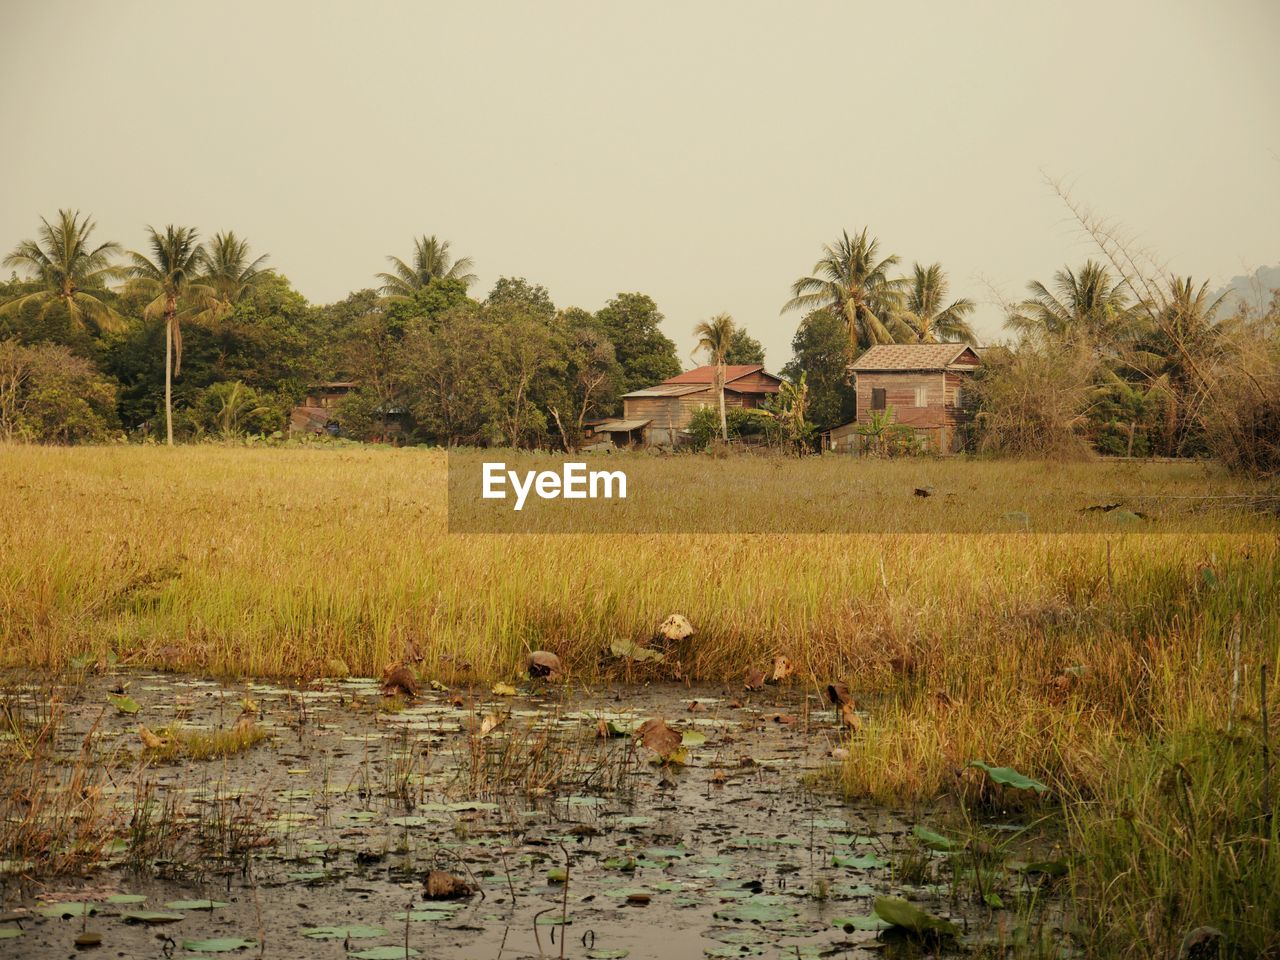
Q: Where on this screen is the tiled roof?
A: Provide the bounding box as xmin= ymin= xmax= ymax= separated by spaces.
xmin=849 ymin=344 xmax=981 ymax=372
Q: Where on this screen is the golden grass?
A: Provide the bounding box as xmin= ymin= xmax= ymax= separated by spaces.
xmin=1 ymin=443 xmax=1276 ymax=807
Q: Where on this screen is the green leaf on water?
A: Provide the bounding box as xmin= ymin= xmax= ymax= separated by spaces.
xmin=966 ymin=761 xmax=1050 ymax=794
xmin=984 ymin=892 xmax=1005 ymax=908
xmin=872 ymin=896 xmax=958 ymax=937
xmin=535 ymin=914 xmax=572 ymax=925
xmin=349 ymin=949 xmax=420 ymax=960
xmin=681 ymin=730 xmax=707 ymax=747
xmin=831 ymin=853 xmax=886 ymax=869
xmin=712 ymin=897 xmax=798 ymax=923
xmin=704 ymin=946 xmax=765 ymax=958
xmin=0 ymin=927 xmax=23 ymax=939
xmin=302 ymin=925 xmax=387 ymax=939
xmin=912 ymin=825 xmax=961 ymax=852
xmin=586 ymin=951 xmax=629 ymax=959
xmin=165 ymin=899 xmax=227 ymax=910
xmin=121 ymin=910 xmax=185 ymax=924
xmin=105 ymin=894 xmax=148 ymax=904
xmin=547 ymin=867 xmax=568 ymax=884
xmin=37 ymin=902 xmax=98 ymax=918
xmin=832 ymin=915 xmax=891 ymax=932
xmin=107 ymin=693 xmax=140 ymax=714
xmin=182 ymin=938 xmax=257 ymax=953
xmin=391 ymin=910 xmax=456 ymax=922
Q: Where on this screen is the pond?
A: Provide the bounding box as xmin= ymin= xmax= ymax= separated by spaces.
xmin=0 ymin=670 xmax=1067 ymax=958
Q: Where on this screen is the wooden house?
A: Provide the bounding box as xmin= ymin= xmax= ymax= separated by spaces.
xmin=830 ymin=344 xmax=982 ymax=453
xmin=599 ymin=364 xmax=782 ymax=447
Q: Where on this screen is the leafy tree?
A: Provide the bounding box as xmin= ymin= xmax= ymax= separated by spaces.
xmin=784 ymin=229 xmax=905 ymax=354
xmin=377 ymin=235 xmax=477 ymax=300
xmin=781 ymin=309 xmax=856 ymax=429
xmin=692 ymin=312 xmax=736 ymax=441
xmin=486 ymin=277 xmax=555 ymax=322
xmin=0 ymin=339 xmax=118 ymax=442
xmin=592 ymin=293 xmax=680 ymax=398
xmin=124 ymin=226 xmax=212 ymax=445
xmin=485 ymin=312 xmax=564 ymax=447
xmin=725 ymin=327 xmax=765 ymax=365
xmin=401 ymin=307 xmax=495 ymax=445
xmin=1 ymin=209 xmax=124 ymax=336
xmin=902 ymin=263 xmax=976 ymax=343
xmin=564 ymin=323 xmax=620 ymax=436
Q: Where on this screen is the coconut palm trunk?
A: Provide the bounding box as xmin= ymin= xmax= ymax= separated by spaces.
xmin=716 ymin=362 xmax=727 ymax=441
xmin=164 ymin=309 xmax=174 ymax=445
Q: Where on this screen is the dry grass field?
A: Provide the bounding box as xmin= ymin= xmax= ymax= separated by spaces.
xmin=2 ymin=443 xmax=1278 ymax=955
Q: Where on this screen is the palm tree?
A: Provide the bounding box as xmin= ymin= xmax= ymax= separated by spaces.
xmin=377 ymin=235 xmax=477 ymax=300
xmin=200 ymin=231 xmax=269 ymax=317
xmin=1 ymin=210 xmax=124 ymax=334
xmin=783 ymin=229 xmax=905 ymax=355
xmin=692 ymin=313 xmax=736 ymax=441
xmin=1008 ymin=260 xmax=1131 ymax=346
xmin=902 ymin=263 xmax=977 ymax=344
xmin=125 ymin=226 xmax=211 ymax=446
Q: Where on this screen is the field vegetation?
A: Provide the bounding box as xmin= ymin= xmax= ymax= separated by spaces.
xmin=2 ymin=445 xmax=1277 ymax=954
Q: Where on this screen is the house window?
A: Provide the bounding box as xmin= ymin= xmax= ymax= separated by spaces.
xmin=871 ymin=388 xmax=886 ymax=411
xmin=914 ymin=386 xmax=927 ymax=408
xmin=954 ymin=386 xmax=963 ymax=408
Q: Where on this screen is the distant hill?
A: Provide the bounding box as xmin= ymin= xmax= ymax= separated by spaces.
xmin=1212 ymin=264 xmax=1280 ymax=316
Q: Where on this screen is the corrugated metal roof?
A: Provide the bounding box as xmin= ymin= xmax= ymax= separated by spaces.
xmin=620 ymin=383 xmax=706 ymax=398
xmin=596 ymin=419 xmax=652 ymax=432
xmin=849 ymin=344 xmax=981 ymax=371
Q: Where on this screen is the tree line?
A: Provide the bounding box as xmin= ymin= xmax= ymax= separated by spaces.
xmin=1 ymin=209 xmax=1277 ymax=473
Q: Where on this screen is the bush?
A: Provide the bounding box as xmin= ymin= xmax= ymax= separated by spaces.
xmin=687 ymin=405 xmax=773 ymax=450
xmin=179 ymin=381 xmax=285 ymax=440
xmin=0 ymin=339 xmax=118 ymax=443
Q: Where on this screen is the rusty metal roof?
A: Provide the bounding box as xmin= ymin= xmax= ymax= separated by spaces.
xmin=664 ymin=364 xmax=778 ymax=385
xmin=596 ymin=418 xmax=652 ymax=432
xmin=849 ymin=344 xmax=981 ymax=372
xmin=620 ymin=383 xmax=707 ymax=399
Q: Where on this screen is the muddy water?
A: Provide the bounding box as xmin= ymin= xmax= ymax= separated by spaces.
xmin=0 ymin=672 xmax=1049 ymax=958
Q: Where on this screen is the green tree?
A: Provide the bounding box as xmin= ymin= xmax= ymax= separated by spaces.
xmin=902 ymin=262 xmax=976 ymax=343
xmin=486 ymin=277 xmax=555 ymax=322
xmin=401 ymin=307 xmax=495 ymax=445
xmin=692 ymin=312 xmax=736 ymax=441
xmin=0 ymin=339 xmax=118 ymax=443
xmin=377 ymin=235 xmax=477 ymax=300
xmin=725 ymin=327 xmax=765 ymax=364
xmin=781 ymin=309 xmax=856 ymax=429
xmin=1 ymin=209 xmax=124 ymax=337
xmin=784 ymin=228 xmax=905 ymax=354
xmin=592 ymin=293 xmax=680 ymax=397
xmin=124 ymin=226 xmax=212 ymax=445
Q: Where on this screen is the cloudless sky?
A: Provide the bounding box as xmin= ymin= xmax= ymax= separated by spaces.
xmin=2 ymin=0 xmax=1277 ymax=367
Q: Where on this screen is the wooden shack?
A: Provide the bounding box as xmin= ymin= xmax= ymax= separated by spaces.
xmin=835 ymin=344 xmax=982 ymax=453
xmin=606 ymin=364 xmax=782 ymax=447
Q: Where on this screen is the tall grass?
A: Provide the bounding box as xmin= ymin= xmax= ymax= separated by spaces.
xmin=2 ymin=443 xmax=1277 ymax=954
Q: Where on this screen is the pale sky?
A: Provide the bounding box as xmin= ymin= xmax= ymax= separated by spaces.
xmin=2 ymin=1 xmax=1277 ymax=367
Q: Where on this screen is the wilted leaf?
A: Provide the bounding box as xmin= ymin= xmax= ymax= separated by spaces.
xmin=770 ymin=655 xmax=794 ymax=683
xmin=744 ymin=669 xmax=765 ymax=690
xmin=610 ymin=639 xmax=664 ymax=663
xmin=424 ymin=870 xmax=473 ymax=899
xmin=527 ymin=650 xmax=563 ymax=679
xmin=478 ymin=713 xmax=505 ymax=737
xmin=381 ymin=662 xmax=419 ymax=698
xmin=636 ymin=718 xmax=682 ymax=760
xmin=658 ymin=613 xmax=694 ymax=641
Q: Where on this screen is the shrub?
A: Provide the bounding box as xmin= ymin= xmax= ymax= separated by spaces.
xmin=0 ymin=339 xmax=117 ymax=443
